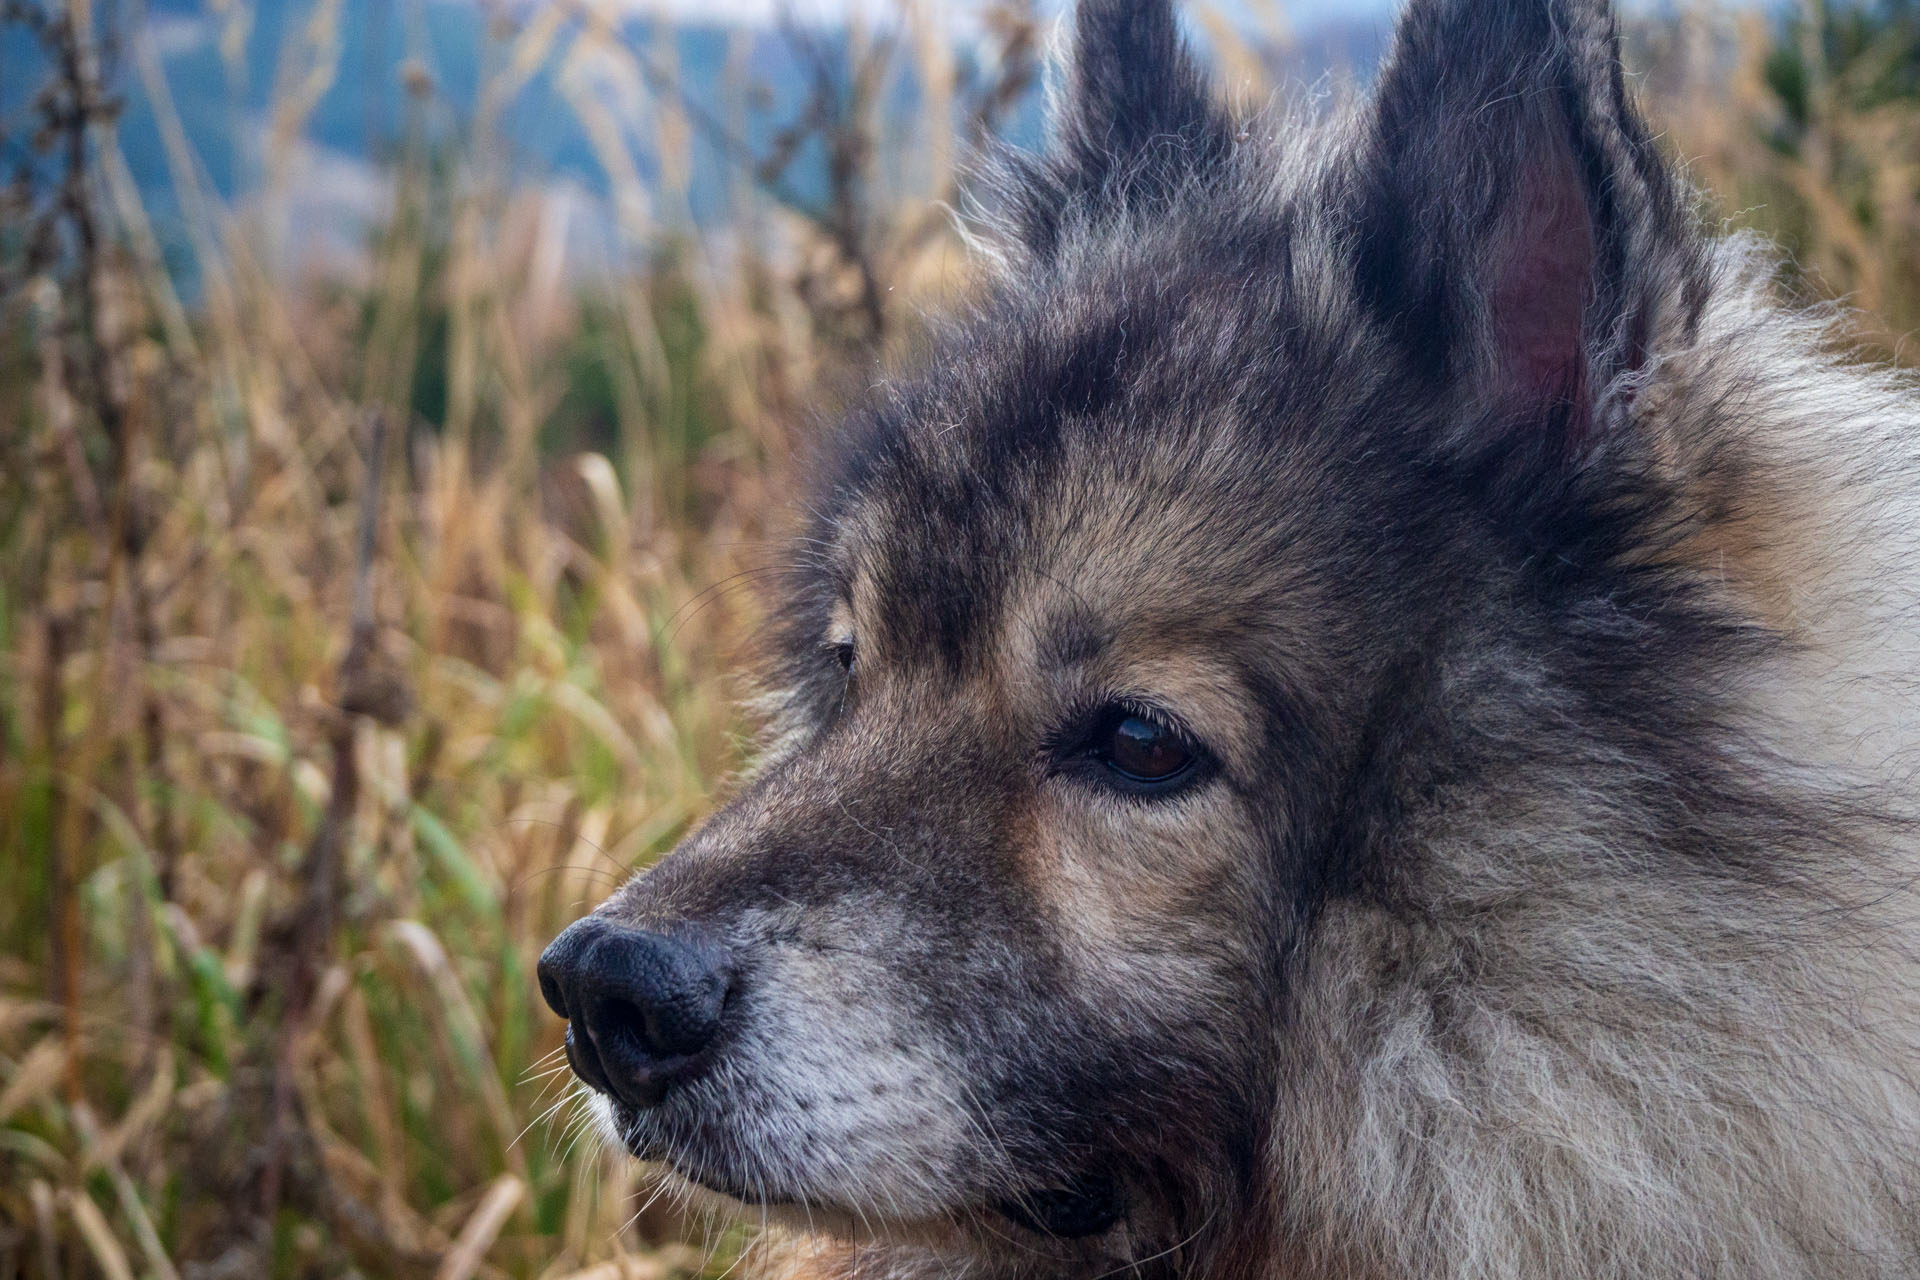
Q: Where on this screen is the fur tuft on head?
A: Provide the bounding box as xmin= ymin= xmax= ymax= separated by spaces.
xmin=1002 ymin=0 xmax=1235 ymax=260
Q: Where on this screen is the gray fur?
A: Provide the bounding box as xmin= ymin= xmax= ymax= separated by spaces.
xmin=549 ymin=0 xmax=1920 ymax=1275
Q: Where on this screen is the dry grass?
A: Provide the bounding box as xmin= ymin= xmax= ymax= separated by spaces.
xmin=1637 ymin=1 xmax=1920 ymax=356
xmin=0 ymin=2 xmax=1022 ymax=1273
xmin=0 ymin=0 xmax=1912 ymax=1276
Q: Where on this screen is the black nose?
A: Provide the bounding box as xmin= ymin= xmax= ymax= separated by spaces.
xmin=537 ymin=917 xmax=733 ymax=1109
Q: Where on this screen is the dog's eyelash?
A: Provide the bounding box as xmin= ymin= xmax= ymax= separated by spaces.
xmin=1105 ymin=698 xmax=1181 ymax=743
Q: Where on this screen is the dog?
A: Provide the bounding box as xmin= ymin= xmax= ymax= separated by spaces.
xmin=537 ymin=0 xmax=1920 ymax=1274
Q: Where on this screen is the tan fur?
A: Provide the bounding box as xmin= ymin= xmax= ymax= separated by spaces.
xmin=558 ymin=10 xmax=1920 ymax=1275
xmin=734 ymin=228 xmax=1920 ymax=1280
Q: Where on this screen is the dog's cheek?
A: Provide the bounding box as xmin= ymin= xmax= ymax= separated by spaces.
xmin=1033 ymin=789 xmax=1268 ymax=1011
xmin=978 ymin=788 xmax=1275 ymax=1188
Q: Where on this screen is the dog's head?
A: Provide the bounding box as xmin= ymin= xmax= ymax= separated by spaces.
xmin=540 ymin=0 xmax=1727 ymax=1272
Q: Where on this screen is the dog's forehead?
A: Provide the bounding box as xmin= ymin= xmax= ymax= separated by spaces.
xmin=828 ymin=374 xmax=1338 ymax=682
xmin=804 ymin=202 xmax=1410 ymax=681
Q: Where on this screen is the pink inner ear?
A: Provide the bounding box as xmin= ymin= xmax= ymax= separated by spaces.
xmin=1489 ymin=147 xmax=1594 ymax=426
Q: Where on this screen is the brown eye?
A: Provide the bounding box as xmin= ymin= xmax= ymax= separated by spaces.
xmin=832 ymin=640 xmax=855 ymax=672
xmin=1098 ymin=711 xmax=1194 ymax=784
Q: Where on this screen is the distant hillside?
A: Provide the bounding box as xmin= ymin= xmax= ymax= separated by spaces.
xmin=2 ymin=0 xmax=1388 ymax=286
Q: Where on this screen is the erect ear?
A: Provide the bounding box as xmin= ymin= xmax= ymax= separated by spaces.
xmin=1351 ymin=0 xmax=1699 ymax=449
xmin=1006 ymin=0 xmax=1235 ymax=260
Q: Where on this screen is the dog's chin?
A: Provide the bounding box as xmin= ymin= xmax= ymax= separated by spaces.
xmin=608 ymin=1098 xmax=862 ymax=1229
xmin=606 ymin=1099 xmax=1129 ymax=1246
xmin=606 ymin=1101 xmax=781 ymax=1206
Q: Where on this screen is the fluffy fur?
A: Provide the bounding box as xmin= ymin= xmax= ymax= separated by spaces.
xmin=548 ymin=0 xmax=1920 ymax=1275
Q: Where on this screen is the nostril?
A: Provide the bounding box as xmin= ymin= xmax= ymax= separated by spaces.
xmin=538 ymin=918 xmax=734 ymax=1107
xmin=592 ymin=979 xmax=724 ymax=1061
xmin=537 ymin=966 xmax=569 ymax=1020
xmin=538 ymin=915 xmax=611 ymax=1020
xmin=596 ymin=998 xmax=655 ymax=1055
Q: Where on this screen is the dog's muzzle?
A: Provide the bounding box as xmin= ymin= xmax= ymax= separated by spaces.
xmin=537 ymin=917 xmax=734 ymax=1109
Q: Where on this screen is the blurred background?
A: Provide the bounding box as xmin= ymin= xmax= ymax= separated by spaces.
xmin=3 ymin=0 xmax=1920 ymax=1274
